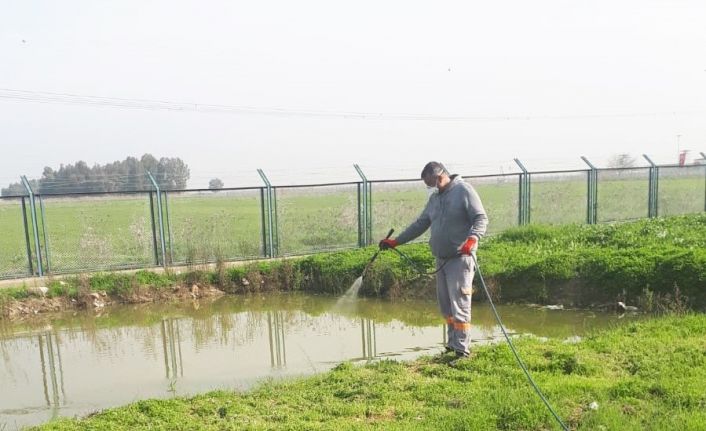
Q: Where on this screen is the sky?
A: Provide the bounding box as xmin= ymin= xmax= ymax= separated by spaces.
xmin=1 ymin=0 xmax=705 ymax=188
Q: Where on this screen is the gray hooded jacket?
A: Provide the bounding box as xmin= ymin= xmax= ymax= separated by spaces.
xmin=395 ymin=175 xmax=488 ymax=259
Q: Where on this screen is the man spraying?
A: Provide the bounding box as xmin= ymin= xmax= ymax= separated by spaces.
xmin=379 ymin=161 xmax=488 ymax=361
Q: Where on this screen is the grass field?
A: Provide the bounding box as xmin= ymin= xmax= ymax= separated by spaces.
xmin=1 ymin=169 xmax=704 ymax=279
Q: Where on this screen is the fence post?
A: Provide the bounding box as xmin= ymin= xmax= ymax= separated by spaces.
xmin=162 ymin=191 xmax=174 ymax=264
xmin=20 ymin=197 xmax=34 ymax=275
xmin=259 ymin=188 xmax=267 ymax=257
xmin=147 ymin=172 xmax=168 ymax=267
xmin=20 ymin=176 xmax=43 ymax=276
xmin=148 ymin=192 xmax=160 ymax=265
xmin=273 ymin=187 xmax=279 ymax=254
xmin=643 ymin=155 xmax=658 ymax=218
xmin=513 ymin=159 xmax=530 ymax=225
xmin=38 ymin=195 xmax=52 ymax=272
xmin=367 ymin=180 xmax=372 ymax=243
xmin=257 ymin=169 xmax=278 ymax=257
xmin=581 ymin=156 xmax=598 ymax=224
xmin=701 ymin=152 xmax=706 ymax=212
xmin=356 ymin=182 xmax=363 ymax=247
xmin=353 ymin=164 xmax=371 ymax=246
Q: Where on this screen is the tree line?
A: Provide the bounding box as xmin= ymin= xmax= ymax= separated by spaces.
xmin=1 ymin=154 xmax=190 ymax=196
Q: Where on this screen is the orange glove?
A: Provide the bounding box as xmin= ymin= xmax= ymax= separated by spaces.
xmin=379 ymin=238 xmax=398 ymax=250
xmin=458 ymin=236 xmax=478 ymax=255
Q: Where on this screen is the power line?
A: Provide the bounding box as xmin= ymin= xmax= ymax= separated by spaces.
xmin=1 ymin=88 xmax=705 ymax=122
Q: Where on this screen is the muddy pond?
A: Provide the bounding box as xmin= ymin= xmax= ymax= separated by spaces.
xmin=0 ymin=293 xmax=641 ymax=429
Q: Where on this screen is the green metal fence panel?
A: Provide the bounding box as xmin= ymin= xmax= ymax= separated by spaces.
xmin=657 ymin=165 xmax=706 ymax=217
xmin=586 ymin=168 xmax=598 ymax=224
xmin=369 ymin=176 xmax=519 ymax=241
xmin=513 ymin=159 xmax=530 ymax=225
xmin=38 ymin=193 xmax=155 ymax=273
xmin=581 ymin=158 xmax=599 ymax=224
xmin=146 ymin=172 xmax=168 ymax=267
xmin=259 ymin=188 xmax=267 ymax=257
xmin=0 ymin=197 xmax=33 ymax=279
xmin=21 ymin=198 xmax=34 ymax=275
xmin=21 ymin=177 xmax=44 ymax=276
xmin=272 ymin=187 xmax=280 ymax=255
xmin=468 ymin=174 xmax=520 ymax=235
xmin=596 ymin=168 xmax=650 ymax=223
xmin=148 ymin=192 xmax=160 ymax=265
xmin=1 ymin=161 xmax=705 ymax=281
xmin=275 ymin=184 xmax=359 ymax=255
xmin=38 ymin=196 xmax=52 ymax=272
xmin=529 ymin=171 xmax=588 ymax=225
xmin=165 ymin=189 xmax=263 ymax=264
xmin=257 ymin=170 xmax=278 ymax=257
xmin=357 ymin=183 xmax=363 ymax=247
xmin=162 ymin=191 xmax=174 ymax=264
xmin=370 ymin=180 xmax=430 ymax=244
xmin=353 ymin=165 xmax=371 ymax=246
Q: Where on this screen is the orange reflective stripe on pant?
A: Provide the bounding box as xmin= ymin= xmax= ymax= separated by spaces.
xmin=445 ymin=316 xmax=454 ymax=325
xmin=453 ymin=321 xmax=471 ymax=331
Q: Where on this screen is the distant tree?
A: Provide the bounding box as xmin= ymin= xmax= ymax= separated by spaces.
xmin=208 ymin=178 xmax=224 ymax=190
xmin=1 ymin=154 xmax=191 ymax=196
xmin=607 ymin=153 xmax=637 ymax=168
xmin=154 ymin=157 xmax=190 ymax=190
xmin=0 ymin=180 xmax=35 ymax=196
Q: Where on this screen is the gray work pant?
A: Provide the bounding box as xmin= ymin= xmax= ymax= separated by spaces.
xmin=436 ymin=255 xmax=475 ymax=355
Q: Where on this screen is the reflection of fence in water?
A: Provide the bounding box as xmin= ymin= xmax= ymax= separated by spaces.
xmin=267 ymin=311 xmax=286 ymax=368
xmin=360 ymin=318 xmax=376 ymax=360
xmin=37 ymin=331 xmax=66 ymax=417
xmin=160 ymin=318 xmax=184 ymax=380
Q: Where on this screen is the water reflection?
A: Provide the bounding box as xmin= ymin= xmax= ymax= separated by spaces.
xmin=360 ymin=319 xmax=376 ymax=360
xmin=38 ymin=331 xmax=66 ymax=414
xmin=0 ymin=294 xmax=642 ymax=429
xmin=267 ymin=311 xmax=286 ymax=368
xmin=160 ymin=318 xmax=183 ymax=380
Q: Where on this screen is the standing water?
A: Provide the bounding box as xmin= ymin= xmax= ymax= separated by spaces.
xmin=0 ymin=293 xmax=642 ymax=428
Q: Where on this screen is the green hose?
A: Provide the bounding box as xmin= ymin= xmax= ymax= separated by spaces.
xmin=391 ymin=247 xmax=569 ymax=431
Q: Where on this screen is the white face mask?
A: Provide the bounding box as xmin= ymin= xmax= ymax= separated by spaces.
xmin=425 ymin=175 xmax=440 ymax=197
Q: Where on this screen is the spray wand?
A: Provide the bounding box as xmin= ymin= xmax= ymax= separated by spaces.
xmin=363 ymin=229 xmax=394 ymax=277
xmin=347 ymin=229 xmax=394 ymax=293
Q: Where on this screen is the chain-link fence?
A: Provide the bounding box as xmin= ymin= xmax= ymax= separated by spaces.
xmin=529 ymin=170 xmax=588 ymax=225
xmin=274 ymin=184 xmax=359 ymax=256
xmin=658 ymin=165 xmax=706 ymax=217
xmin=371 ymin=180 xmax=430 ymax=244
xmin=0 ymin=197 xmax=32 ymax=278
xmin=466 ymin=174 xmax=519 ymax=235
xmin=38 ymin=193 xmax=155 ymax=274
xmin=165 ymin=188 xmax=263 ymax=264
xmin=1 ymin=161 xmax=705 ymax=279
xmin=596 ymin=168 xmax=651 ymax=222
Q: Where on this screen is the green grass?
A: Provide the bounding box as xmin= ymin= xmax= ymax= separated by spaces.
xmin=31 ymin=314 xmax=706 ymax=430
xmin=4 ymin=214 xmax=706 ymax=314
xmin=479 ymin=215 xmax=706 ymax=307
